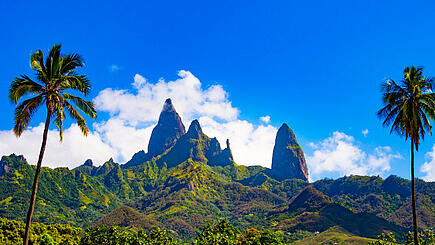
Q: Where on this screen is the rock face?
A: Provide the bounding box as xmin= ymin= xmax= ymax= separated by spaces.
xmin=83 ymin=159 xmax=93 ymax=167
xmin=148 ymin=99 xmax=186 ymax=157
xmin=157 ymin=119 xmax=234 ymax=167
xmin=271 ymin=123 xmax=309 ymax=181
xmin=206 ymin=138 xmax=234 ymax=166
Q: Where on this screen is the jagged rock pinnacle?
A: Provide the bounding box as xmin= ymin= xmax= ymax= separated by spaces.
xmin=83 ymin=159 xmax=93 ymax=167
xmin=271 ymin=123 xmax=309 ymax=181
xmin=162 ymin=98 xmax=175 ymax=112
xmin=148 ymin=98 xmax=186 ymax=157
xmin=187 ymin=119 xmax=202 ymax=137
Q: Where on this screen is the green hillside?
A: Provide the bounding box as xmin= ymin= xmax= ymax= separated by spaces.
xmin=0 ymin=100 xmax=433 ymax=242
xmin=1 ymin=152 xmax=433 ymax=241
xmin=290 ymin=226 xmax=374 ymax=245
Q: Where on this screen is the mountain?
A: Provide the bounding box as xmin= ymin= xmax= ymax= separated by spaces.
xmin=147 ymin=98 xmax=186 ymax=158
xmin=271 ymin=186 xmax=408 ymax=239
xmin=155 ymin=119 xmax=234 ymax=168
xmin=94 ymin=205 xmax=160 ymax=229
xmin=271 ymin=123 xmax=309 ymax=181
xmin=0 ymin=99 xmax=433 ymax=241
xmin=287 ymin=185 xmax=332 ymax=212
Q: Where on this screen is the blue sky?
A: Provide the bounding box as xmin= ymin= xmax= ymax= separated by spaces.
xmin=1 ymin=0 xmax=435 ymax=181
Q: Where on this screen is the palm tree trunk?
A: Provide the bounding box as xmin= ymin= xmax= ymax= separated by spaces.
xmin=23 ymin=111 xmax=51 ymax=245
xmin=411 ymin=138 xmax=419 ymax=245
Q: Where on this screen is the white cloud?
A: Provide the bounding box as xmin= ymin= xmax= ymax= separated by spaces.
xmin=0 ymin=70 xmax=277 ymax=168
xmin=421 ymin=145 xmax=435 ymax=181
xmin=108 ymin=64 xmax=120 ymax=72
xmin=0 ymin=124 xmax=117 ymax=169
xmin=260 ymin=116 xmax=271 ymax=124
xmin=199 ymin=116 xmax=277 ymax=166
xmin=94 ymin=70 xmax=239 ymax=127
xmin=93 ymin=70 xmax=277 ymax=166
xmin=306 ymin=131 xmax=401 ymax=180
xmin=0 ymin=71 xmax=408 ymax=178
xmin=362 ymin=129 xmax=369 ymax=137
xmin=132 ymin=74 xmax=146 ymax=89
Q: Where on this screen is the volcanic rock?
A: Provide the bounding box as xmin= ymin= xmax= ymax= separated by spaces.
xmin=271 ymin=123 xmax=309 ymax=181
xmin=147 ymin=98 xmax=186 ymax=157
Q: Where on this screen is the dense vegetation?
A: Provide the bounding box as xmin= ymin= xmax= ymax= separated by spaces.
xmin=0 ymin=217 xmax=287 ymax=244
xmin=2 ymin=217 xmax=432 ymax=244
xmin=1 ymin=153 xmax=433 ymax=243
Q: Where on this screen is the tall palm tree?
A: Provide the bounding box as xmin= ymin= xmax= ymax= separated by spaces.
xmin=377 ymin=66 xmax=435 ymax=245
xmin=9 ymin=44 xmax=97 ymax=245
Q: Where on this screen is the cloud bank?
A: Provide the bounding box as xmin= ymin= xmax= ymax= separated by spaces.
xmin=0 ymin=124 xmax=116 ymax=169
xmin=94 ymin=70 xmax=277 ymax=166
xmin=0 ymin=70 xmax=411 ymax=181
xmin=0 ymin=71 xmax=278 ymax=169
xmin=306 ymin=131 xmax=401 ymax=180
xmin=421 ymin=144 xmax=435 ymax=181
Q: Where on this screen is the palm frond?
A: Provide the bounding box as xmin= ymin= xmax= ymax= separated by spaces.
xmin=57 ymin=72 xmax=91 ymax=95
xmin=60 ymin=53 xmax=84 ymax=74
xmin=53 ymin=103 xmax=65 ymax=141
xmin=62 ymin=93 xmax=96 ymax=118
xmin=9 ymin=76 xmax=44 ymax=103
xmin=30 ymin=50 xmax=48 ymax=82
xmin=379 ymin=66 xmax=435 ymax=149
xmin=62 ymin=99 xmax=89 ymax=136
xmin=13 ymin=96 xmax=44 ymax=136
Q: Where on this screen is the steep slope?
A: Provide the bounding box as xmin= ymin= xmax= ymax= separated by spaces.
xmin=0 ymin=153 xmax=431 ymax=241
xmin=131 ymin=159 xmax=285 ymax=240
xmin=0 ymin=154 xmax=123 ymax=227
xmin=313 ymin=175 xmax=435 ymax=229
xmin=271 ymin=123 xmax=308 ymax=181
xmin=148 ymin=98 xmax=186 ymax=158
xmin=94 ymin=205 xmax=160 ymax=229
xmin=0 ymin=98 xmax=433 ymax=241
xmin=271 ymin=186 xmax=408 ymax=239
xmin=155 ymin=120 xmax=234 ymax=168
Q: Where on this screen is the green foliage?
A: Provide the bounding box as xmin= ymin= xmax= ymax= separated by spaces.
xmin=192 ymin=219 xmax=239 ymax=245
xmin=39 ymin=234 xmax=58 ymax=245
xmin=369 ymin=229 xmax=434 ymax=245
xmin=72 ymin=225 xmax=180 ymax=245
xmin=290 ymin=226 xmax=374 ymax=245
xmin=192 ymin=219 xmax=285 ymax=245
xmin=238 ymin=228 xmax=285 ymax=245
xmin=369 ymin=233 xmax=397 ymax=245
xmin=0 ymin=153 xmax=434 ymax=241
xmin=0 ymin=217 xmax=81 ymax=245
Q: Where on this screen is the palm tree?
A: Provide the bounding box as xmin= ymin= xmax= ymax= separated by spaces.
xmin=9 ymin=44 xmax=97 ymax=245
xmin=377 ymin=66 xmax=435 ymax=245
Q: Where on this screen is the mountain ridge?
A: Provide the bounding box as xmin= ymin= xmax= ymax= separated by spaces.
xmin=0 ymin=99 xmax=433 ymax=241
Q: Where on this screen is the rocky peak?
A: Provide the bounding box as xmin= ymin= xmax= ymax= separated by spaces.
xmin=0 ymin=154 xmax=27 ymax=176
xmin=147 ymin=98 xmax=186 ymax=157
xmin=209 ymin=138 xmax=221 ymax=154
xmin=162 ymin=98 xmax=176 ymax=112
xmin=271 ymin=123 xmax=309 ymax=181
xmin=275 ymin=123 xmax=297 ymax=148
xmin=94 ymin=158 xmax=117 ymax=175
xmin=83 ymin=159 xmax=93 ymax=167
xmin=186 ymin=119 xmax=203 ymax=138
xmin=206 ymin=138 xmax=234 ymax=166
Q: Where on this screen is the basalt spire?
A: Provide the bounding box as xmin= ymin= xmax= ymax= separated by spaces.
xmin=147 ymin=98 xmax=186 ymax=157
xmin=271 ymin=123 xmax=309 ymax=181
